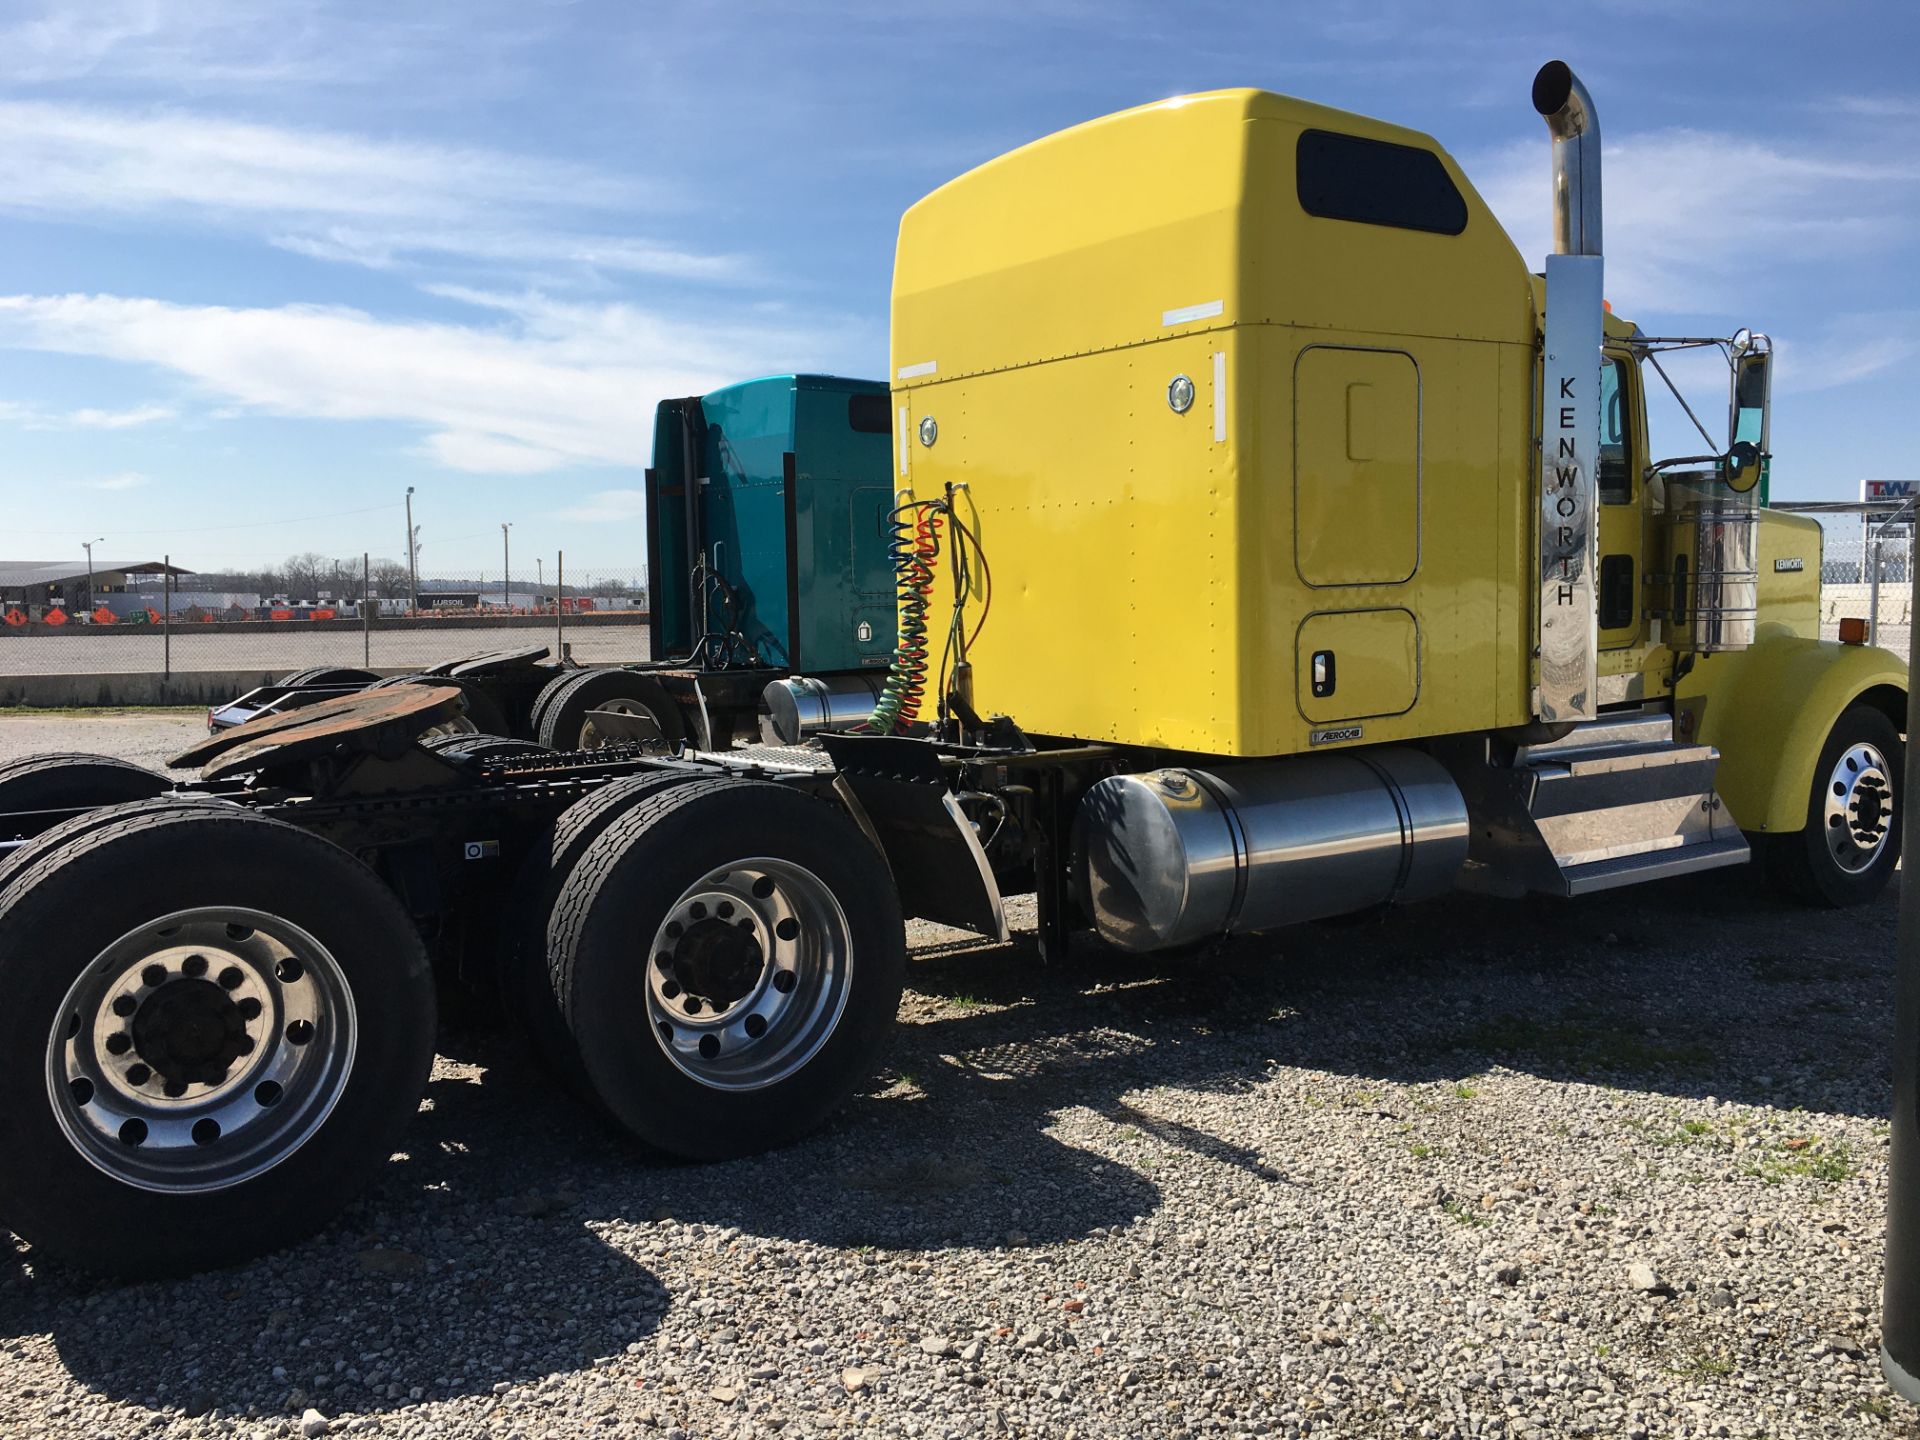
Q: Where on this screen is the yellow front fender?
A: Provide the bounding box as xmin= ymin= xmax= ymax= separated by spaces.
xmin=1681 ymin=634 xmax=1907 ymax=833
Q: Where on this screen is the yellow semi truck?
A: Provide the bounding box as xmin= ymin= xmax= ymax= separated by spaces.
xmin=879 ymin=59 xmax=1905 ymax=930
xmin=0 ymin=60 xmax=1904 ymax=1275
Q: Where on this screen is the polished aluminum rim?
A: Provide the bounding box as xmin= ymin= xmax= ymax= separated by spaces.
xmin=45 ymin=906 xmax=357 ymax=1193
xmin=644 ymin=857 xmax=852 ymax=1091
xmin=1824 ymin=741 xmax=1894 ymax=875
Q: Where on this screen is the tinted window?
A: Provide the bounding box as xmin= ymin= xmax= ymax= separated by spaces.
xmin=1296 ymin=130 xmax=1468 ymax=236
xmin=847 ymin=393 xmax=892 ymax=434
xmin=1599 ymin=357 xmax=1631 ymax=504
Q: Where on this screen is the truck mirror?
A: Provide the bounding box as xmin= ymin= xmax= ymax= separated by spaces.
xmin=1724 ymin=439 xmax=1764 ymax=493
xmin=1730 ymin=348 xmax=1770 ymax=450
xmin=1727 ymin=343 xmax=1771 ymax=499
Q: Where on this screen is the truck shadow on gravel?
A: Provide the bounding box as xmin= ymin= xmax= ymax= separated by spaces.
xmin=0 ymin=1069 xmax=670 ymax=1418
xmin=893 ymin=863 xmax=1900 ymax=1126
xmin=0 ymin=863 xmax=1894 ymax=1419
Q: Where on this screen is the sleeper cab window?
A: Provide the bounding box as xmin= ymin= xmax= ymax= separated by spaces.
xmin=1295 ymin=129 xmax=1469 ymax=236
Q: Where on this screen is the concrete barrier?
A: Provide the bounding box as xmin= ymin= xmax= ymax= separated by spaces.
xmin=0 ymin=670 xmax=397 ymax=709
xmin=1 ymin=610 xmax=649 ymax=640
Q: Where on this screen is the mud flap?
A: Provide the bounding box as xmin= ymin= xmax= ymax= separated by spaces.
xmin=819 ymin=735 xmax=1008 ymax=941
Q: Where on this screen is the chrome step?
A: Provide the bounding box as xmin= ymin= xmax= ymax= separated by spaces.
xmin=1556 ymin=834 xmax=1751 ymax=896
xmin=1440 ymin=707 xmax=1750 ymax=898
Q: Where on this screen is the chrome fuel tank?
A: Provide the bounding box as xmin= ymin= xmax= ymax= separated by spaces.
xmin=1074 ymin=749 xmax=1469 ymax=954
xmin=759 ymin=673 xmax=888 ymax=744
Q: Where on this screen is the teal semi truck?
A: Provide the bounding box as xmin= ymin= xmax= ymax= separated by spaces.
xmin=208 ymin=373 xmax=900 ymax=750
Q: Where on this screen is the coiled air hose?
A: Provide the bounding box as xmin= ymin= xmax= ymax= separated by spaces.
xmin=867 ymin=498 xmax=944 ymax=734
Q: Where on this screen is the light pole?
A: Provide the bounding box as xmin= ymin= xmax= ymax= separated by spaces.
xmin=81 ymin=536 xmax=103 ymax=616
xmin=501 ymin=522 xmax=512 ymax=613
xmin=537 ymin=557 xmax=544 ymax=610
xmin=405 ymin=487 xmax=418 ymax=616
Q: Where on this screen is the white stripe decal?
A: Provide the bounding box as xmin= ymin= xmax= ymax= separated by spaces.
xmin=898 ymin=406 xmax=910 ymax=476
xmin=1212 ymin=350 xmax=1227 ymax=443
xmin=896 ymin=359 xmax=938 ymax=379
xmin=1162 ymin=299 xmax=1224 ymax=327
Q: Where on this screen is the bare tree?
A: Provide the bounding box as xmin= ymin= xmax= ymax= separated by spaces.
xmin=368 ymin=558 xmax=409 ymax=597
xmin=281 ymin=552 xmax=329 ymax=601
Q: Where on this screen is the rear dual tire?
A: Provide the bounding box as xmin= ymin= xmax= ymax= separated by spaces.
xmin=535 ymin=670 xmax=684 ymax=752
xmin=0 ymin=806 xmax=435 ymax=1277
xmin=547 ymin=779 xmax=903 ymax=1159
xmin=0 ymin=754 xmax=172 ymax=815
xmin=499 ymin=773 xmax=695 ymax=1096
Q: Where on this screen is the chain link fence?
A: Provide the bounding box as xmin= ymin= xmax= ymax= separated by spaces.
xmin=1820 ymin=524 xmax=1912 ymax=658
xmin=5 ymin=525 xmax=1910 ymax=695
xmin=1 ymin=552 xmax=652 ymax=685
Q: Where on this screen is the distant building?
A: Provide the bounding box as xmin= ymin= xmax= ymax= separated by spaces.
xmin=0 ymin=559 xmax=193 ymax=616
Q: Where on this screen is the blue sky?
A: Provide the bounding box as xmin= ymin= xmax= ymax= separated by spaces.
xmin=1 ymin=0 xmax=1916 ymax=577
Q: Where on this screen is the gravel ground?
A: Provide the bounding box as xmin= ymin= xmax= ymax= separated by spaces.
xmin=0 ymin=712 xmax=1909 ymax=1439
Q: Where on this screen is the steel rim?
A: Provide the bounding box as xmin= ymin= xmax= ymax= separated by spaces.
xmin=44 ymin=906 xmax=358 ymax=1193
xmin=579 ymin=696 xmax=654 ymax=751
xmin=644 ymin=856 xmax=852 ymax=1091
xmin=1824 ymin=741 xmax=1894 ymax=875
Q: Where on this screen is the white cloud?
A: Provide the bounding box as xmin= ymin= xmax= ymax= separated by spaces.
xmin=1772 ymin=313 xmax=1920 ymax=395
xmin=1471 ymin=127 xmax=1919 ymax=316
xmin=0 ymin=100 xmax=732 ymax=283
xmin=0 ymin=0 xmax=523 ymax=92
xmin=269 ymin=226 xmax=744 ymax=282
xmin=421 ymin=430 xmax=570 ymax=475
xmin=0 ymin=399 xmax=174 ymax=428
xmin=555 ymin=489 xmax=649 ymax=524
xmin=87 ymin=470 xmax=149 ymax=490
xmin=0 ymin=291 xmax=851 ymax=475
xmin=67 ymin=403 xmax=176 ymax=428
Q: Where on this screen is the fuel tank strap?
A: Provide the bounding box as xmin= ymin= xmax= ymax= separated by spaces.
xmin=1185 ymin=767 xmax=1251 ymax=933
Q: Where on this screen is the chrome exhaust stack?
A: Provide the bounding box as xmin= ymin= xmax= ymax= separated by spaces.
xmin=1533 ymin=59 xmax=1601 ymax=257
xmin=1532 ymin=59 xmax=1605 ymax=724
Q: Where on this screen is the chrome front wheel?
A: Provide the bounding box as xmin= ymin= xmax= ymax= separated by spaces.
xmin=1823 ymin=741 xmax=1894 ymax=875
